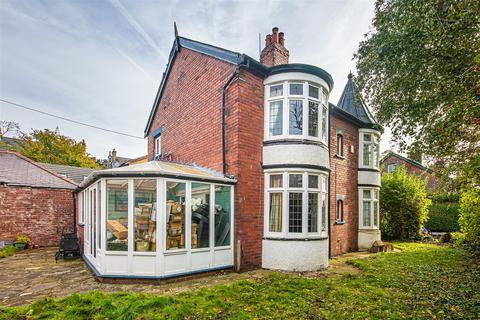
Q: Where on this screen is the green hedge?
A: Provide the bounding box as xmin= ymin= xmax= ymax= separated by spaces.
xmin=425 ymin=202 xmax=460 ymax=232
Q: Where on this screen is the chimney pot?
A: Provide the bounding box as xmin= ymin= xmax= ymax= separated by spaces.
xmin=265 ymin=34 xmax=272 ymax=46
xmin=112 ymin=148 xmax=117 ymax=162
xmin=279 ymin=32 xmax=285 ymax=46
xmin=272 ymin=27 xmax=279 ymax=43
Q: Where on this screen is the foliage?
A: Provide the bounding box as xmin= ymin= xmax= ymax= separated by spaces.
xmin=427 ymin=192 xmax=460 ymax=203
xmin=458 ymin=188 xmax=480 ymax=250
xmin=355 ymin=0 xmax=480 ymax=188
xmin=14 ymin=235 xmax=30 ymax=244
xmin=380 ymin=166 xmax=431 ymax=240
xmin=1 ymin=243 xmax=479 ymax=319
xmin=424 ymin=202 xmax=460 ymax=232
xmin=15 ymin=128 xmax=99 ymax=168
xmin=451 ymin=232 xmax=466 ymax=246
xmin=0 ymin=246 xmax=16 ymax=259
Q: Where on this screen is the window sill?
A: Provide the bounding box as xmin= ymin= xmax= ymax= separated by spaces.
xmin=335 ymin=220 xmax=346 ymax=225
xmin=263 ymin=236 xmax=328 ymax=241
xmin=335 ymin=154 xmax=345 ymax=159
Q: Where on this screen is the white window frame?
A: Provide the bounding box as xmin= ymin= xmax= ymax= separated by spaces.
xmin=264 ymin=169 xmax=328 ymax=239
xmin=359 ymin=129 xmax=380 ymax=170
xmin=264 ymin=80 xmax=329 ymax=145
xmin=387 ymin=163 xmax=397 ymax=173
xmin=154 ymin=135 xmax=162 ymax=158
xmin=78 ymin=192 xmax=84 ymax=225
xmin=359 ymin=187 xmax=380 ymax=229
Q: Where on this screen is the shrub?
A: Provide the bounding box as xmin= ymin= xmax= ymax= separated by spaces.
xmin=451 ymin=232 xmax=466 ymax=246
xmin=380 ymin=166 xmax=431 ymax=240
xmin=15 ymin=234 xmax=30 ymax=244
xmin=458 ymin=188 xmax=480 ymax=250
xmin=0 ymin=245 xmax=16 ymax=259
xmin=424 ymin=202 xmax=460 ymax=232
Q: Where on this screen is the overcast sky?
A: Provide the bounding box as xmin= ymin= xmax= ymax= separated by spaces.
xmin=0 ymin=0 xmax=393 ymax=160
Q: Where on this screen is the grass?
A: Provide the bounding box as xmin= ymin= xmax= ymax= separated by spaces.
xmin=1 ymin=243 xmax=479 ymax=319
xmin=0 ymin=245 xmax=16 ymax=259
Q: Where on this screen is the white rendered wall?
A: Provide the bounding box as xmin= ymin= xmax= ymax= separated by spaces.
xmin=358 ymin=229 xmax=381 ymax=250
xmin=262 ymin=239 xmax=329 ymax=271
xmin=358 ymin=170 xmax=381 ymax=186
xmin=263 ymin=144 xmax=330 ymax=168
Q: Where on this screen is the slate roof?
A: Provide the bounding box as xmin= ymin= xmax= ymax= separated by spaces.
xmin=331 ymin=73 xmax=381 ymax=130
xmin=38 ymin=162 xmax=95 ymax=184
xmin=380 ymin=151 xmax=432 ymax=173
xmin=0 ymin=151 xmax=77 ymax=189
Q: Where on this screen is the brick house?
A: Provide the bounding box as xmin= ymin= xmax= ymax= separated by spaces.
xmin=0 ymin=151 xmax=78 ymax=246
xmin=381 ymin=151 xmax=439 ymax=190
xmin=76 ymin=28 xmax=382 ymax=279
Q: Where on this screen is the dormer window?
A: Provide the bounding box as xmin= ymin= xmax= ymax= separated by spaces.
xmin=265 ymin=81 xmax=329 ymax=144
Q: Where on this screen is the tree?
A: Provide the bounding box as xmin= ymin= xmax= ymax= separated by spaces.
xmin=0 ymin=120 xmax=20 ymax=138
xmin=380 ymin=166 xmax=431 ymax=240
xmin=16 ymin=128 xmax=99 ymax=168
xmin=355 ymin=0 xmax=480 ymax=188
xmin=458 ymin=188 xmax=480 ymax=250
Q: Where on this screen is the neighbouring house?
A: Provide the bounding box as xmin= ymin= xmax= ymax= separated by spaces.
xmin=107 ymin=149 xmax=132 ymax=168
xmin=38 ymin=162 xmax=94 ymax=184
xmin=76 ymin=27 xmax=382 ymax=280
xmin=381 ymin=151 xmax=439 ymax=190
xmin=0 ymin=151 xmax=78 ymax=246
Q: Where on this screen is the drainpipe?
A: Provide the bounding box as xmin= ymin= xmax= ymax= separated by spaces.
xmin=221 ymin=60 xmax=249 ymax=176
xmin=73 ymin=192 xmax=77 ymax=235
xmin=327 ymin=104 xmax=332 ymax=259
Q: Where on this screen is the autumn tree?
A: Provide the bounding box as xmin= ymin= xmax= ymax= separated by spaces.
xmin=355 ymin=0 xmax=480 ymax=188
xmin=16 ymin=128 xmax=99 ymax=168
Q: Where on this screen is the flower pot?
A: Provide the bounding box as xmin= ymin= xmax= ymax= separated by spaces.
xmin=14 ymin=243 xmax=26 ymax=250
xmin=135 ymin=240 xmax=150 ymax=251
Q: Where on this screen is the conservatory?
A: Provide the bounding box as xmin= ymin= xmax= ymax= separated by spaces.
xmin=76 ymin=161 xmax=235 ymax=279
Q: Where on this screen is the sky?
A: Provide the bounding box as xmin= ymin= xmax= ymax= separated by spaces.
xmin=0 ymin=0 xmax=393 ymax=160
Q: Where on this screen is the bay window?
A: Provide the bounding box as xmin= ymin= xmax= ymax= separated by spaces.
xmin=359 ymin=188 xmax=380 ymax=229
xmin=266 ymin=81 xmax=329 ymax=143
xmin=359 ymin=130 xmax=380 ymax=169
xmin=265 ymin=171 xmax=328 ymax=237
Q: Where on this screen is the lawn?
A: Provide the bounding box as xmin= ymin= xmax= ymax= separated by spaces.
xmin=1 ymin=243 xmax=479 ymax=319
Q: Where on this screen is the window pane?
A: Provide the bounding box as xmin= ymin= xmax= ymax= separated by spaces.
xmin=289 ymin=174 xmax=303 ymax=188
xmin=97 ymin=184 xmax=101 ymax=250
xmin=363 ymin=144 xmax=372 ymax=166
xmin=321 ymin=106 xmax=327 ymax=143
xmin=289 ymin=100 xmax=303 ymax=135
xmin=309 ymin=85 xmax=319 ymax=99
xmin=308 ymin=175 xmax=319 ymax=189
xmin=106 ymin=180 xmax=128 ymax=251
xmin=215 ymin=186 xmax=231 ymax=246
xmin=289 ymin=192 xmax=303 ymax=233
xmin=191 ymin=183 xmax=210 ymax=249
xmin=269 ymin=193 xmax=283 ymax=232
xmin=322 ymin=194 xmax=327 ymax=231
xmin=290 ymin=83 xmax=303 ymax=95
xmin=336 ymin=200 xmax=343 ymax=221
xmin=322 ymin=90 xmax=328 ymax=105
xmin=373 ymin=144 xmax=379 ymax=167
xmin=308 ymin=101 xmax=319 ymax=137
xmin=373 ymin=201 xmax=379 ymax=227
xmin=321 ymin=176 xmax=327 ymax=192
xmin=270 ymin=174 xmax=283 ymax=188
xmin=166 ymin=181 xmax=186 ymax=250
xmin=337 ymin=134 xmax=343 ymax=156
xmin=363 ymin=190 xmax=371 ymax=199
xmin=363 ymin=201 xmax=371 ymax=227
xmin=269 ymin=101 xmax=283 ymax=136
xmin=134 ymin=179 xmax=156 ymax=252
xmin=374 ymin=190 xmax=379 ymax=199
xmin=364 ymin=134 xmax=372 ymax=142
xmin=270 ymin=84 xmax=283 ymax=97
xmin=308 ymin=193 xmax=318 ymax=232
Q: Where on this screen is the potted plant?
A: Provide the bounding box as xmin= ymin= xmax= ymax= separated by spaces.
xmin=14 ymin=235 xmax=30 ymax=250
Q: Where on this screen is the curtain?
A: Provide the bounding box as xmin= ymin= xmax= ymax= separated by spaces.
xmin=269 ymin=193 xmax=283 ymax=232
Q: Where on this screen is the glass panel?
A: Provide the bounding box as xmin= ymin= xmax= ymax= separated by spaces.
xmin=364 ymin=134 xmax=372 ymax=141
xmin=92 ymin=189 xmax=96 ymax=257
xmin=289 ymin=100 xmax=303 ymax=135
xmin=373 ymin=201 xmax=379 ymax=227
xmin=363 ymin=190 xmax=371 ymax=199
xmin=337 ymin=134 xmax=343 ymax=156
xmin=191 ymin=183 xmax=210 ymax=249
xmin=269 ymin=193 xmax=283 ymax=232
xmin=269 ymin=101 xmax=283 ymax=136
xmin=309 ymin=85 xmax=319 ymax=99
xmin=166 ymin=181 xmax=186 ymax=250
xmin=322 ymin=90 xmax=328 ymax=105
xmin=374 ymin=190 xmax=379 ymax=199
xmin=289 ymin=174 xmax=303 ymax=188
xmin=134 ymin=179 xmax=156 ymax=252
xmin=215 ymin=185 xmax=231 ymax=246
xmin=289 ymin=83 xmax=303 ymax=95
xmin=363 ymin=144 xmax=372 ymax=166
xmin=289 ymin=192 xmax=303 ymax=233
xmin=308 ymin=175 xmax=319 ymax=189
xmin=308 ymin=101 xmax=319 ymax=137
xmin=270 ymin=174 xmax=283 ymax=188
xmin=336 ymin=200 xmax=343 ymax=221
xmin=363 ymin=201 xmax=371 ymax=227
xmin=322 ymin=176 xmax=327 ymax=192
xmin=270 ymin=84 xmax=283 ymax=97
xmin=321 ymin=106 xmax=327 ymax=143
xmin=373 ymin=144 xmax=379 ymax=167
xmin=106 ymin=180 xmax=128 ymax=251
xmin=308 ymin=193 xmax=318 ymax=232
xmin=97 ymin=184 xmax=101 ymax=249
xmin=322 ymin=193 xmax=327 ymax=231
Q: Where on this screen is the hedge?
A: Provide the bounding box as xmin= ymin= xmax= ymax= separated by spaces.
xmin=424 ymin=202 xmax=460 ymax=232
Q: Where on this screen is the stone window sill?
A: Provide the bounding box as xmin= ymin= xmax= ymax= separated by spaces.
xmin=335 ymin=154 xmax=345 ymax=159
xmin=335 ymin=220 xmax=345 ymax=225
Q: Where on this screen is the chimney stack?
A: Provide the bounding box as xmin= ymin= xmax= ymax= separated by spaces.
xmin=260 ymin=27 xmax=289 ymax=67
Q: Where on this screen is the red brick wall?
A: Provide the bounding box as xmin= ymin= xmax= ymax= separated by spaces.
xmin=0 ymin=186 xmax=74 ymax=246
xmin=146 ymin=47 xmax=236 ymax=170
xmin=146 ymin=48 xmax=265 ymax=269
xmin=381 ymin=155 xmax=439 ymax=190
xmin=329 ymin=115 xmax=359 ymax=256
